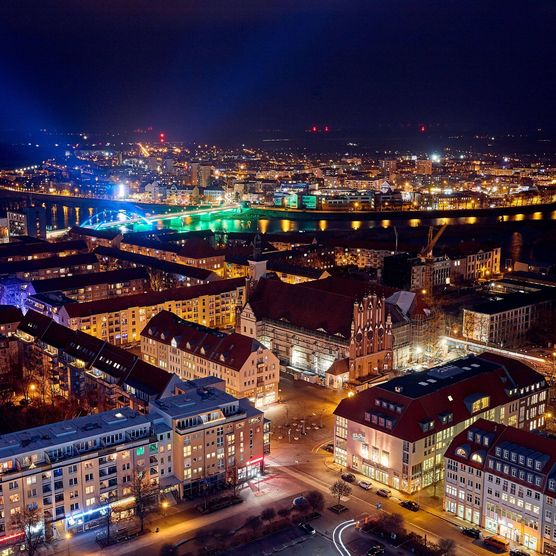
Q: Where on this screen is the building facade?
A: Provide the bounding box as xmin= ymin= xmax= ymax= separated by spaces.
xmin=141 ymin=310 xmax=279 ymax=407
xmin=333 ymin=353 xmax=548 ymax=493
xmin=53 ymin=279 xmax=246 ymax=346
xmin=444 ymin=419 xmax=556 ymax=555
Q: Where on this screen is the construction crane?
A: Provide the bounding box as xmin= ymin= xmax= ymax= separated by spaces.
xmin=419 ymin=223 xmax=448 ymax=262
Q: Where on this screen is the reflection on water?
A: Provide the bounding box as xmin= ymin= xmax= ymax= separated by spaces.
xmin=510 ymin=231 xmax=523 ymax=263
xmin=281 ymin=219 xmax=293 ymax=233
xmin=3 ymin=198 xmax=555 ymax=235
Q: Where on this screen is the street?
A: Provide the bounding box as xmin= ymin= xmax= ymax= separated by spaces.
xmin=53 ymin=377 xmax=502 ymax=555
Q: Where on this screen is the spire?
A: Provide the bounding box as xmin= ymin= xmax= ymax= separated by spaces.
xmin=252 ymin=233 xmax=263 ymax=261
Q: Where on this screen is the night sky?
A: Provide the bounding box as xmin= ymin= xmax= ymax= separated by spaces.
xmin=1 ymin=1 xmax=555 ymax=143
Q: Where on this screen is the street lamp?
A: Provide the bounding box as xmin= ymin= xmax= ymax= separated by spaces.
xmin=161 ymin=500 xmax=169 ymax=517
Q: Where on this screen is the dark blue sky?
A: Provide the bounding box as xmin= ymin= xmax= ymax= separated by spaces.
xmin=1 ymin=0 xmax=555 ymax=143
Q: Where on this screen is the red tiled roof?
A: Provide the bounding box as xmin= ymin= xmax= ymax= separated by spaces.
xmin=62 ymin=278 xmax=245 ymax=318
xmin=30 ymin=267 xmax=148 ymax=294
xmin=249 ymin=277 xmax=392 ymax=339
xmin=141 ymin=310 xmax=264 ymax=371
xmin=334 ymin=353 xmax=546 ymax=442
xmin=178 ymin=236 xmax=225 ymax=259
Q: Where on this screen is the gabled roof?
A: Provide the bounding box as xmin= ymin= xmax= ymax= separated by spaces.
xmin=141 ymin=310 xmax=264 ymax=371
xmin=17 ymin=310 xmax=53 ymax=339
xmin=30 ymin=267 xmax=148 ymax=294
xmin=0 ymin=305 xmax=23 ymax=325
xmin=334 ymin=353 xmax=546 ymax=442
xmin=93 ymin=246 xmax=215 ymax=281
xmin=0 ymin=240 xmax=87 ymax=260
xmin=178 ymin=236 xmax=225 ymax=259
xmin=445 ymin=418 xmax=556 ymax=494
xmin=70 ymin=226 xmax=122 ymax=240
xmin=249 ymin=277 xmax=392 ymax=339
xmin=0 ymin=253 xmax=99 ymax=276
xmin=124 ymin=360 xmax=174 ymax=397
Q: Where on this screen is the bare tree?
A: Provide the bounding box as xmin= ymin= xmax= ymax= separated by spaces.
xmin=11 ymin=505 xmax=43 ymax=556
xmin=227 ymin=463 xmax=240 ymax=497
xmin=306 ymin=490 xmax=325 ymax=513
xmin=131 ymin=468 xmax=159 ymax=533
xmin=438 ymin=538 xmax=457 ymax=556
xmin=330 ymin=480 xmax=352 ymax=506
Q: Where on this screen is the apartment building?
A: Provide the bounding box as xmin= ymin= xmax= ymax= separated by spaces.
xmin=449 ymin=246 xmax=501 ymax=282
xmin=0 ymin=240 xmax=87 ymax=263
xmin=23 ymin=268 xmax=149 ymax=305
xmin=463 ymin=290 xmax=555 ymax=347
xmin=333 ymin=353 xmax=548 ymax=493
xmin=16 ymin=310 xmax=180 ymax=411
xmin=69 ymin=226 xmax=123 ymax=249
xmin=120 ymin=236 xmax=226 ymax=275
xmin=0 ymin=306 xmax=23 ymax=387
xmin=444 ymin=419 xmax=556 ymax=555
xmin=0 ymin=376 xmax=268 ymax=544
xmin=0 ymin=254 xmax=100 ymax=306
xmin=151 ymin=382 xmax=269 ymax=498
xmin=141 ymin=310 xmax=279 ymax=407
xmin=93 ymin=246 xmax=219 ymax=287
xmin=51 ymin=278 xmax=246 ymax=346
xmin=0 ymin=407 xmax=159 ymax=541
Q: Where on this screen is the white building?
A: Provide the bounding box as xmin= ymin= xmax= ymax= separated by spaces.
xmin=444 ymin=418 xmax=556 ymax=554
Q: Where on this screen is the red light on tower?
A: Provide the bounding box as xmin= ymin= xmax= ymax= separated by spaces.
xmin=324 ymin=125 xmax=330 ymax=133
xmin=311 ymin=125 xmax=318 ymax=133
xmin=418 ymin=124 xmax=426 ymax=134
xmin=159 ymin=132 xmax=165 ymax=144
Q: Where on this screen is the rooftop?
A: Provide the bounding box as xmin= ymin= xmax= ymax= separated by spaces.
xmin=334 ymin=353 xmax=546 ymax=442
xmin=142 ymin=310 xmax=266 ymax=371
xmin=61 ymin=277 xmax=245 ymax=318
xmin=0 ymin=407 xmax=151 ymax=459
xmin=29 ymin=267 xmax=149 ymax=294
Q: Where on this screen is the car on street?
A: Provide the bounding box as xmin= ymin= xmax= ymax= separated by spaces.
xmin=376 ymin=488 xmax=391 ymax=498
xmin=400 ymin=500 xmax=420 ymax=512
xmin=292 ymin=496 xmax=307 ymax=507
xmin=461 ymin=527 xmax=481 ymax=539
xmin=323 ymin=443 xmax=334 ymax=453
xmin=510 ymin=550 xmax=529 ymax=556
xmin=358 ymin=480 xmax=372 ymax=490
xmin=299 ymin=523 xmax=316 ymax=535
xmin=367 ymin=541 xmax=385 ymax=555
xmin=341 ymin=472 xmax=356 ymax=483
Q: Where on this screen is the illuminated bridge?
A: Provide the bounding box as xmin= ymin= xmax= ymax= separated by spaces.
xmin=80 ymin=204 xmax=242 ymax=230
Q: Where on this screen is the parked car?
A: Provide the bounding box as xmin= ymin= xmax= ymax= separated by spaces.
xmin=323 ymin=443 xmax=334 ymax=453
xmin=341 ymin=473 xmax=356 ymax=483
xmin=299 ymin=523 xmax=316 ymax=535
xmin=376 ymin=488 xmax=391 ymax=498
xmin=461 ymin=527 xmax=481 ymax=539
xmin=400 ymin=500 xmax=420 ymax=512
xmin=367 ymin=542 xmax=385 ymax=555
xmin=292 ymin=496 xmax=307 ymax=507
xmin=358 ymin=480 xmax=372 ymax=490
xmin=510 ymin=550 xmax=530 ymax=556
